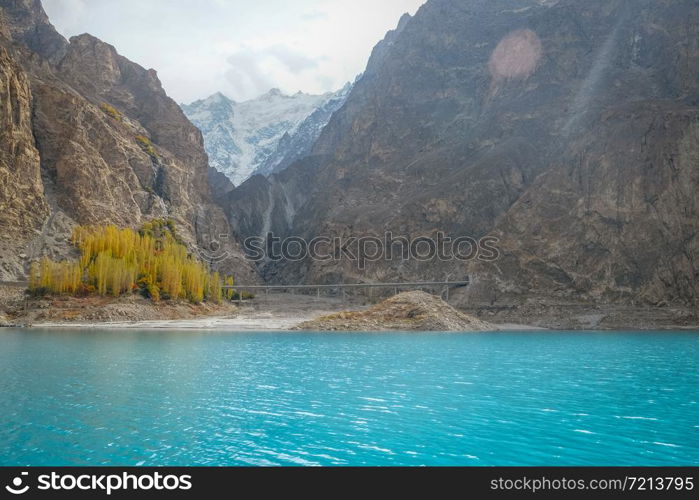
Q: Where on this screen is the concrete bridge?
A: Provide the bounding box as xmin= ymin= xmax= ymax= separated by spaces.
xmin=223 ymin=279 xmax=470 ymax=303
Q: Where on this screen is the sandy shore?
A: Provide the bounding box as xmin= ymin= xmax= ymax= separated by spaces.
xmin=29 ymin=292 xmax=545 ymax=331
xmin=34 ymin=312 xmax=310 ymax=330
xmin=33 ymin=318 xmax=548 ymax=331
xmin=16 ymin=289 xmax=694 ymax=332
xmin=30 ymin=293 xmax=367 ymax=331
xmin=32 ymin=318 xmax=547 ymax=331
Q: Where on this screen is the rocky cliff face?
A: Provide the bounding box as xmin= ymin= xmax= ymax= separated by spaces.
xmin=0 ymin=42 xmax=48 ymax=279
xmin=227 ymin=0 xmax=699 ymax=308
xmin=0 ymin=0 xmax=66 ymax=62
xmin=0 ymin=0 xmax=258 ymax=283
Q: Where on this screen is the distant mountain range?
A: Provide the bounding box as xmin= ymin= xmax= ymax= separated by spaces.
xmin=181 ymin=84 xmax=352 ymax=185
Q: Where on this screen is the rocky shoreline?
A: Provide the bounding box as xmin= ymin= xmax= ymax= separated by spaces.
xmin=0 ymin=284 xmax=239 ymax=327
xmin=1 ymin=284 xmax=697 ymax=332
xmin=463 ymin=300 xmax=699 ymax=331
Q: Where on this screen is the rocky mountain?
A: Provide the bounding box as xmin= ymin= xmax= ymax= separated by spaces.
xmin=226 ymin=0 xmax=699 ymax=314
xmin=207 ymin=166 xmax=235 ymax=202
xmin=254 ymin=82 xmax=353 ymax=177
xmin=181 ymin=86 xmax=351 ymax=185
xmin=0 ymin=0 xmax=258 ymax=283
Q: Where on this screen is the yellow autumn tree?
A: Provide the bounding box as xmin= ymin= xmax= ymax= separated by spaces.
xmin=28 ymin=220 xmax=233 ymax=304
xmin=208 ymin=272 xmax=222 ymax=304
xmin=223 ymin=276 xmax=235 ymax=301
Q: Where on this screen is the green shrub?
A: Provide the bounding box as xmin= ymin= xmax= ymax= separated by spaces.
xmin=135 ymin=135 xmax=158 ymax=158
xmin=232 ymin=291 xmax=256 ymax=301
xmin=100 ymin=103 xmax=122 ymax=121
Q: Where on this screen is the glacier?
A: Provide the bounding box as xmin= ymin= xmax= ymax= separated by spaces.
xmin=182 ymin=85 xmax=351 ymax=185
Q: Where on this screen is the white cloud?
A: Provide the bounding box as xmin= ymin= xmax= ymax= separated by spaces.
xmin=42 ymin=0 xmax=426 ymax=102
xmin=42 ymin=0 xmax=89 ymax=33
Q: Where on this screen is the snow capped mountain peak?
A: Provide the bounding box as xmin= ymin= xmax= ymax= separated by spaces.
xmin=185 ymin=91 xmax=234 ymax=109
xmin=208 ymin=91 xmax=233 ymax=104
xmin=182 ymin=92 xmax=235 ymax=132
xmin=182 ymin=84 xmax=353 ymax=185
xmin=264 ymin=88 xmax=284 ymax=98
xmin=252 ymin=82 xmax=354 ymax=177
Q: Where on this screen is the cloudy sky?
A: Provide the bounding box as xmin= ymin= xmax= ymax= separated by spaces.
xmin=42 ymin=0 xmax=426 ymax=103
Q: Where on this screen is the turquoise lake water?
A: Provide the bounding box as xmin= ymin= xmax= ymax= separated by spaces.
xmin=0 ymin=329 xmax=697 ymax=466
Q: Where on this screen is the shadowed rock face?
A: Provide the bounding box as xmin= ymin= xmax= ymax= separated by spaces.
xmin=227 ymin=0 xmax=699 ymax=307
xmin=0 ymin=0 xmax=66 ymax=62
xmin=0 ymin=1 xmax=258 ymax=283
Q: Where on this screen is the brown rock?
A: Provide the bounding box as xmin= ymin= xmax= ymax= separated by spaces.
xmin=0 ymin=44 xmax=49 ymax=279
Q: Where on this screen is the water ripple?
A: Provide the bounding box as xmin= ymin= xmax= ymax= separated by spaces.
xmin=0 ymin=329 xmax=697 ymax=466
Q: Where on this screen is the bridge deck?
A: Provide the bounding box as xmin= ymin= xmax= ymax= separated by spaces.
xmin=224 ymin=280 xmax=469 ymax=290
xmin=223 ymin=280 xmax=469 ymax=303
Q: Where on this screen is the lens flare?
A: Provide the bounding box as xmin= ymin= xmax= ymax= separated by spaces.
xmin=489 ymin=29 xmax=542 ymax=81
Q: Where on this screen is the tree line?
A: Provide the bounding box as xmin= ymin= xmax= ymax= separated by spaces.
xmin=28 ymin=220 xmax=237 ymax=304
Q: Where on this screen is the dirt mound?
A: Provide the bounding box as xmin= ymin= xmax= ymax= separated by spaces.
xmin=295 ymin=291 xmax=497 ymax=332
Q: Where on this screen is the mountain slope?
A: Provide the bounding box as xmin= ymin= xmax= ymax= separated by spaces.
xmin=253 ymin=82 xmax=353 ymax=177
xmin=226 ymin=0 xmax=699 ymax=312
xmin=0 ymin=42 xmax=49 ymax=279
xmin=182 ymin=86 xmax=351 ymax=185
xmin=0 ymin=0 xmax=257 ymax=283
